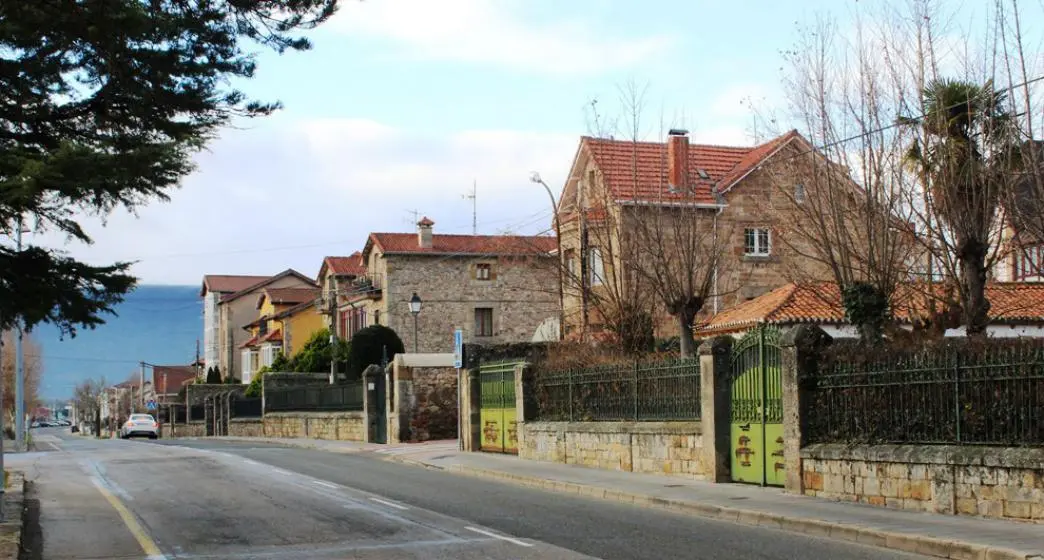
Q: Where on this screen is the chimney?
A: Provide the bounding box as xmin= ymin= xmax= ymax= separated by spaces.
xmin=667 ymin=128 xmax=689 ymax=191
xmin=417 ymin=216 xmax=434 ymax=249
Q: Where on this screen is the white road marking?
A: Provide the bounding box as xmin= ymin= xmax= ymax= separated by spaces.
xmin=242 ymin=459 xmax=258 ymax=466
xmin=369 ymin=497 xmax=409 ymax=510
xmin=465 ymin=526 xmax=533 ymax=547
xmin=312 ymin=480 xmax=339 ymax=489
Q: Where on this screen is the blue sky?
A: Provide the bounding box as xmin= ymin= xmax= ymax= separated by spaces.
xmin=26 ymin=0 xmax=1040 ymax=286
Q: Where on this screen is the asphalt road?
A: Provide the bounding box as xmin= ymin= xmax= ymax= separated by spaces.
xmin=10 ymin=429 xmax=929 ymax=560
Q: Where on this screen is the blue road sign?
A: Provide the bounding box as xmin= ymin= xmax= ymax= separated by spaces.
xmin=453 ymin=329 xmax=464 ymax=369
xmin=146 ymin=400 xmax=157 ymax=411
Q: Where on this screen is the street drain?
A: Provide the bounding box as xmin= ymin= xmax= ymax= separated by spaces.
xmin=429 ymin=455 xmax=452 ymax=461
xmin=664 ymin=484 xmax=685 ymax=488
xmin=729 ymin=496 xmax=750 ymax=500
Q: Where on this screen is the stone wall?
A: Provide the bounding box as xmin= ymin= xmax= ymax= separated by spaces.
xmin=521 ymin=422 xmax=706 ymax=477
xmin=801 ymin=444 xmax=1044 ymax=522
xmin=228 ymin=418 xmax=264 ymax=438
xmin=161 ymin=421 xmax=205 ymax=438
xmin=410 ymin=367 xmax=458 ymax=441
xmin=263 ymin=411 xmax=365 ymax=441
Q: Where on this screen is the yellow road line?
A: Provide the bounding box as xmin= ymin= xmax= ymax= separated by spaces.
xmin=89 ymin=476 xmax=165 ymax=558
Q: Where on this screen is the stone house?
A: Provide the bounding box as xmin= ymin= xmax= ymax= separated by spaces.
xmin=696 ymin=281 xmax=1044 ymax=339
xmin=341 ymin=217 xmax=559 ymax=354
xmin=315 ymin=253 xmax=368 ymax=340
xmin=215 ymin=269 xmax=317 ymax=381
xmin=199 ymin=275 xmax=268 ymax=372
xmin=555 ymin=129 xmax=859 ymax=340
xmin=240 ymin=286 xmax=323 ymax=383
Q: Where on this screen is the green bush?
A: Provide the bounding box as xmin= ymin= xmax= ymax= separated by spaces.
xmin=290 ymin=328 xmax=350 ymax=373
xmin=348 ymin=325 xmax=405 ymax=380
xmin=245 ymin=366 xmax=268 ymax=398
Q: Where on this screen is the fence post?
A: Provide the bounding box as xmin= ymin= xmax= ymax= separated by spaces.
xmin=568 ymin=368 xmax=574 ymax=422
xmin=699 ymin=336 xmax=732 ymax=483
xmin=632 ymin=360 xmax=639 ymax=422
xmin=953 ymin=353 xmax=961 ymax=444
xmin=780 ymin=324 xmax=831 ymax=495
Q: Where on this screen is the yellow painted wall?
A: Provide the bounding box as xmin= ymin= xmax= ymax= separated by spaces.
xmin=282 ymin=306 xmax=325 ymax=356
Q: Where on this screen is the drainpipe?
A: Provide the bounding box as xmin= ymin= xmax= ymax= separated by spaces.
xmin=712 ymin=201 xmax=725 ymax=314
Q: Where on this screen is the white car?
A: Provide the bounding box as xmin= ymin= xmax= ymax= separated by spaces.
xmin=120 ymin=414 xmax=159 ymax=439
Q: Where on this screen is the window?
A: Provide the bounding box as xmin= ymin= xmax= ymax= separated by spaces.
xmin=475 ymin=308 xmax=494 ymax=337
xmin=476 ymin=263 xmax=492 ymax=281
xmin=564 ymin=249 xmax=577 ymax=280
xmin=744 ymin=228 xmax=771 ymax=256
xmin=588 ymin=247 xmax=605 ymax=286
xmin=794 ymin=183 xmax=806 ymax=204
xmin=261 ymin=345 xmax=280 ymax=367
xmin=241 ymin=350 xmax=253 ymax=378
xmin=1017 ymin=245 xmax=1044 ymax=279
xmin=258 ymin=320 xmax=268 ymax=336
xmin=374 ymin=309 xmax=381 ymax=325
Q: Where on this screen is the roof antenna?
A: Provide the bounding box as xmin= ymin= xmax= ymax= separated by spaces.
xmin=462 ymin=180 xmax=477 ymax=234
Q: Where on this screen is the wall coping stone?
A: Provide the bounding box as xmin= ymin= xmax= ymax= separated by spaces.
xmin=230 ymin=418 xmax=263 ymax=423
xmin=264 ymin=411 xmax=364 ymax=420
xmin=524 ymin=421 xmax=701 ymax=435
xmin=801 ymin=443 xmax=1044 ymax=469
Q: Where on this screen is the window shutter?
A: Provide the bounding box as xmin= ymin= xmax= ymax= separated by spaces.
xmin=470 ymin=264 xmax=477 ymax=280
xmin=490 ymin=264 xmax=497 ymax=281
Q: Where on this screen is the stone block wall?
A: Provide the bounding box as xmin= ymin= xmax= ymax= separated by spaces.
xmin=411 ymin=367 xmax=458 ymax=441
xmin=262 ymin=412 xmax=365 ymax=441
xmin=228 ymin=418 xmax=264 ymax=438
xmin=522 ymin=422 xmax=705 ymax=477
xmin=161 ymin=422 xmax=205 ymax=438
xmin=801 ymin=444 xmax=1044 ymax=522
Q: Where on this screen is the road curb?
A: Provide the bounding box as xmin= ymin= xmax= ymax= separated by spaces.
xmin=385 ymin=459 xmax=1040 ymax=560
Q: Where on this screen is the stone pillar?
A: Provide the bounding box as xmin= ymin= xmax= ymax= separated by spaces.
xmin=389 ymin=361 xmax=415 ymax=444
xmin=514 ymin=362 xmax=533 ymax=453
xmin=780 ymin=324 xmax=831 ymax=495
xmin=698 ymin=336 xmax=733 ymax=483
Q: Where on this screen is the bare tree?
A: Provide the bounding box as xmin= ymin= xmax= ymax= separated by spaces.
xmin=767 ymin=11 xmax=924 ymax=341
xmin=1 ymin=329 xmax=43 ymax=424
xmin=72 ymin=377 xmax=106 ymax=433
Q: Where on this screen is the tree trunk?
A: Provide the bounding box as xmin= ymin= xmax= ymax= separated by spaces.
xmin=677 ymin=310 xmax=698 ymax=358
xmin=960 ymin=243 xmax=991 ymax=337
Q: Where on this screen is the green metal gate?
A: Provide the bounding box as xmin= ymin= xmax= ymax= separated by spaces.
xmin=730 ymin=326 xmax=785 ymax=486
xmin=479 ymin=360 xmax=521 ymax=454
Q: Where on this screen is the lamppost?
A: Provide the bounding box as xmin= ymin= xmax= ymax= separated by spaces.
xmin=529 ymin=172 xmax=564 ymax=341
xmin=409 ymin=293 xmax=422 ymax=353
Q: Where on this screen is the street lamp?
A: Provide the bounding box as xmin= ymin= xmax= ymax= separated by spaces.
xmin=529 ymin=172 xmax=565 ymax=341
xmin=409 ymin=292 xmax=422 ymax=353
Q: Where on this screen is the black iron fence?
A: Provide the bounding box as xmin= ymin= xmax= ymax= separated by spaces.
xmin=805 ymin=341 xmax=1044 ymax=446
xmin=265 ymin=382 xmax=364 ymax=412
xmin=534 ymin=358 xmax=701 ymax=422
xmin=189 ymin=404 xmax=206 ymax=421
xmin=231 ymin=397 xmax=263 ymax=418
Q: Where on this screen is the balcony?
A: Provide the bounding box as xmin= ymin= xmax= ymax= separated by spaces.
xmin=347 ymin=273 xmax=383 ymax=300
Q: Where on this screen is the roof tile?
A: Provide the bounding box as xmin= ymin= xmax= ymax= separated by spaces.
xmin=370 ymin=233 xmax=557 ymax=256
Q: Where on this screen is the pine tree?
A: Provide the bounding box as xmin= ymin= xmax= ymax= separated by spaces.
xmin=0 ymin=1 xmax=338 ymax=336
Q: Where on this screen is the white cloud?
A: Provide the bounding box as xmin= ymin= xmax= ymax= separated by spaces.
xmin=331 ymin=0 xmax=674 ymax=74
xmin=27 ymin=118 xmax=577 ymax=285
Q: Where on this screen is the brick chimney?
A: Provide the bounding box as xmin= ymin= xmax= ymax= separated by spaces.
xmin=667 ymin=128 xmax=689 ymax=191
xmin=417 ymin=216 xmax=434 ymax=249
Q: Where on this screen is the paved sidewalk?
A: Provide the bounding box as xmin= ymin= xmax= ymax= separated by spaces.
xmin=203 ymin=437 xmax=1044 ymax=560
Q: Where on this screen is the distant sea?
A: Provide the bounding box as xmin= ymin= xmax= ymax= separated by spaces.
xmin=31 ymin=285 xmax=201 ymax=400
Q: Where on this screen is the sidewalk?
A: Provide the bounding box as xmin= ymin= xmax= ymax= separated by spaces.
xmin=204 ymin=436 xmax=1044 ymax=560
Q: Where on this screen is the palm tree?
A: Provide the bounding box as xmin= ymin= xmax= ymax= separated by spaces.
xmin=902 ymin=79 xmax=1016 ymax=336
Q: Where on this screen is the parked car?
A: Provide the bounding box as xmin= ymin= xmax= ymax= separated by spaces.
xmin=120 ymin=414 xmax=159 ymax=439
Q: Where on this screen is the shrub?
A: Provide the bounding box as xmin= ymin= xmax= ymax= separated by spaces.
xmin=205 ymin=366 xmax=221 ymax=384
xmin=291 ymin=328 xmax=350 ymax=373
xmin=348 ymin=325 xmax=405 ymax=380
xmin=245 ymin=366 xmax=267 ymax=398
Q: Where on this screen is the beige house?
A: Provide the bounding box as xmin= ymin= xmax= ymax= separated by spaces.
xmin=199 ymin=275 xmax=269 ymax=372
xmin=332 ymin=218 xmax=559 ymax=353
xmin=555 ymin=129 xmax=841 ymax=339
xmin=216 ymin=269 xmax=317 ymax=381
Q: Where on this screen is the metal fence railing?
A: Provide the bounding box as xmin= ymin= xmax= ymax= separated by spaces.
xmin=189 ymin=404 xmax=206 ymax=421
xmin=534 ymin=358 xmax=701 ymax=422
xmin=231 ymin=397 xmax=263 ymax=418
xmin=265 ymin=382 xmax=364 ymax=413
xmin=805 ymin=341 xmax=1044 ymax=446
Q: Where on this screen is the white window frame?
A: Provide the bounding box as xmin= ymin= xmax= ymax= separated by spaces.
xmin=744 ymin=228 xmax=771 ymax=256
xmin=241 ymin=349 xmax=252 ymax=379
xmin=588 ymin=247 xmax=605 ymax=286
xmin=476 ymin=263 xmax=492 ymax=281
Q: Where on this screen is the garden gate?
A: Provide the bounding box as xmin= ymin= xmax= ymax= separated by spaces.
xmin=730 ymin=326 xmax=785 ymax=486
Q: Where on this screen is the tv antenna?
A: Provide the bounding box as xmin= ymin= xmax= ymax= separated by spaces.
xmin=462 ymin=180 xmax=477 ymax=234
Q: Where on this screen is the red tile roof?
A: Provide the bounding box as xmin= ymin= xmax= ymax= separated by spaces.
xmin=219 ymin=269 xmax=318 ymax=303
xmin=260 ymin=329 xmax=282 ymax=343
xmin=240 ymin=335 xmax=259 ymax=348
xmin=200 ymin=275 xmax=270 ymax=297
xmin=152 ymin=366 xmax=197 ymax=395
xmin=582 ymin=130 xmax=801 ymax=205
xmin=319 ymin=252 xmax=366 ymax=280
xmin=264 ymin=287 xmax=320 ymax=306
xmin=697 ymin=282 xmax=1044 ymax=335
xmin=366 ymin=232 xmax=557 ymax=257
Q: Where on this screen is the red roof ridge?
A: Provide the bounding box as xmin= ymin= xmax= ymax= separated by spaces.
xmin=581 ymin=135 xmax=756 ymax=152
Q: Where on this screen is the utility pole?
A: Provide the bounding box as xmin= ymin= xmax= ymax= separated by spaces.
xmin=0 ymin=313 xmax=7 ymax=521
xmin=462 ymin=180 xmax=477 ymax=234
xmin=14 ymin=215 xmax=27 ymax=451
xmin=139 ymin=361 xmax=145 ymax=409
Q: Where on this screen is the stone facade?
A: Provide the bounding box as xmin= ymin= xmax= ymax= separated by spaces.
xmin=410 ymin=367 xmax=458 ymax=441
xmin=521 ymin=422 xmax=706 ymax=477
xmin=801 ymin=444 xmax=1044 ymax=522
xmin=355 ymin=226 xmax=558 ymax=354
xmin=161 ymin=422 xmax=205 ymax=438
xmin=263 ymin=411 xmax=365 ymax=441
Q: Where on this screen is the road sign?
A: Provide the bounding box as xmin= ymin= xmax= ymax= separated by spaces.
xmin=146 ymin=400 xmax=157 ymax=411
xmin=453 ymin=329 xmax=464 ymax=369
